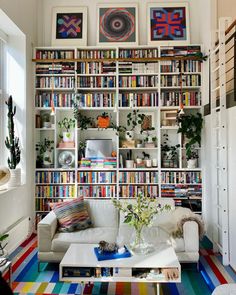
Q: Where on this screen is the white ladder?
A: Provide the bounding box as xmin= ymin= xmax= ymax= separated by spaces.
xmin=210 ymin=17 xmax=232 ymax=265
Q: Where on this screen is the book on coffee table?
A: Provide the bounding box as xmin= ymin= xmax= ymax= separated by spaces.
xmin=94 ymin=246 xmax=131 ymax=261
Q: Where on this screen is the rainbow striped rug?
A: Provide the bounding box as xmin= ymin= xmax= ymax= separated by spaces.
xmin=3 ymin=234 xmax=236 ymax=295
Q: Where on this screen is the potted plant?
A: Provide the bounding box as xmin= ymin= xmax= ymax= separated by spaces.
xmin=126 ymin=110 xmax=144 ymax=141
xmin=73 ymin=95 xmax=94 ymax=130
xmin=58 ymin=118 xmax=75 ymax=142
xmin=112 ymin=193 xmax=170 ymax=254
xmin=97 ymin=112 xmax=110 ymax=129
xmin=177 ymin=112 xmax=203 ymax=168
xmin=141 ymin=128 xmax=156 ymax=147
xmin=36 ymin=138 xmax=54 ymax=168
xmin=5 ymin=96 xmax=21 ymax=187
xmin=0 ymin=233 xmax=9 ymax=257
xmin=186 ymin=150 xmax=199 ymax=168
xmin=161 ymin=133 xmax=180 ymax=168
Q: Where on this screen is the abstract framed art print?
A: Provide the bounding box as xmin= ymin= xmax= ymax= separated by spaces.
xmin=147 ymin=3 xmax=190 ymax=45
xmin=51 ymin=7 xmax=87 ymax=46
xmin=97 ymin=4 xmax=139 ymax=46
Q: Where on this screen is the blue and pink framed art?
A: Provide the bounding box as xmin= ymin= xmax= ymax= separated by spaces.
xmin=51 ymin=7 xmax=87 ymax=46
xmin=97 ymin=3 xmax=139 ymax=46
xmin=147 ymin=3 xmax=190 ymax=46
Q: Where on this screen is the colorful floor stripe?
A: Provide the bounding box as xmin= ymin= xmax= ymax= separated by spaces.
xmin=2 ymin=234 xmax=235 ymax=294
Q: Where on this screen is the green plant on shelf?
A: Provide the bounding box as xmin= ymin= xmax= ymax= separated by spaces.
xmin=177 ymin=112 xmax=203 ymax=160
xmin=186 ymin=150 xmax=199 ymax=161
xmin=73 ymin=94 xmax=94 ymax=130
xmin=36 ymin=138 xmax=54 ymax=168
xmin=58 ymin=117 xmax=75 ymax=139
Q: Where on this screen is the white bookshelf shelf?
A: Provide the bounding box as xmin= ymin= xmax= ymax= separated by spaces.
xmin=34 ymin=45 xmax=203 ymax=219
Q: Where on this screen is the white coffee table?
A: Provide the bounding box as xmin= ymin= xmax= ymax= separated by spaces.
xmin=59 ymin=243 xmax=181 ymax=295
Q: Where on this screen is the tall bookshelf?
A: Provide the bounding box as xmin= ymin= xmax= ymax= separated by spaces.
xmin=33 ymin=45 xmax=203 ymax=225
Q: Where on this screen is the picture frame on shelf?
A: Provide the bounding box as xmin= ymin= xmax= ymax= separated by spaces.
xmin=51 ymin=6 xmax=87 ymax=46
xmin=97 ymin=3 xmax=139 ymax=46
xmin=141 ymin=112 xmax=155 ymax=130
xmin=147 ymin=3 xmax=190 ymax=46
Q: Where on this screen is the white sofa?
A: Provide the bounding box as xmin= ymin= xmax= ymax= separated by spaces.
xmin=38 ymin=199 xmax=200 ymax=264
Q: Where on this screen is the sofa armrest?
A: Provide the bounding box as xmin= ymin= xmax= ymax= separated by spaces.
xmin=183 ymin=221 xmax=199 ymax=252
xmin=38 ymin=211 xmax=58 ymax=252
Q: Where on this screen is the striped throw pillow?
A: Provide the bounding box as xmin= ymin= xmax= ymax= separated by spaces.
xmin=50 ymin=197 xmax=92 ymax=232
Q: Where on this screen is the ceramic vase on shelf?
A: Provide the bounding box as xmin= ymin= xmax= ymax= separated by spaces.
xmin=8 ymin=168 xmax=21 ymax=188
xmin=187 ymin=159 xmax=197 ymax=169
xmin=43 ymin=151 xmax=54 ymax=168
xmin=125 ymin=131 xmax=134 ymax=141
xmin=63 ymin=131 xmax=74 ymax=143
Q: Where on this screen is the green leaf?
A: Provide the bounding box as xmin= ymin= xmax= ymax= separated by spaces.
xmin=0 ymin=234 xmax=9 ymax=242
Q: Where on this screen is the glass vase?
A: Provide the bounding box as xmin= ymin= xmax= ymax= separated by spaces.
xmin=130 ymin=226 xmax=154 ymax=255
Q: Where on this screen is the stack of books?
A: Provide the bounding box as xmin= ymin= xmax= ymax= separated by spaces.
xmin=80 ymin=157 xmax=117 ymax=169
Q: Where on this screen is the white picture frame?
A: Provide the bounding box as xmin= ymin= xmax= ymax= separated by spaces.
xmin=97 ymin=3 xmax=139 ymax=46
xmin=51 ymin=7 xmax=87 ymax=46
xmin=147 ymin=3 xmax=190 ymax=46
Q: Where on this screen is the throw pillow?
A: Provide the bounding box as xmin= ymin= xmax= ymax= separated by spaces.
xmin=50 ymin=197 xmax=92 ymax=232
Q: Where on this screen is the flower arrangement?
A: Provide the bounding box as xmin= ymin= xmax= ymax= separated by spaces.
xmin=112 ymin=193 xmax=170 ymax=253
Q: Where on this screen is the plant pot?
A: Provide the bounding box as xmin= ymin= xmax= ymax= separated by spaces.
xmin=126 ymin=160 xmax=134 ymax=168
xmin=125 ymin=131 xmax=134 ymax=141
xmin=43 ymin=151 xmax=54 ymax=168
xmin=187 ymin=159 xmax=197 ymax=169
xmin=63 ymin=131 xmax=74 ymax=142
xmin=97 ymin=116 xmax=110 ymax=128
xmin=8 ymin=168 xmax=21 ymax=187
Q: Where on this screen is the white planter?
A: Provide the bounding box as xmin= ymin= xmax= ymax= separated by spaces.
xmin=187 ymin=159 xmax=197 ymax=169
xmin=63 ymin=131 xmax=74 ymax=142
xmin=43 ymin=151 xmax=54 ymax=168
xmin=125 ymin=131 xmax=134 ymax=141
xmin=126 ymin=160 xmax=134 ymax=168
xmin=8 ymin=168 xmax=21 ymax=187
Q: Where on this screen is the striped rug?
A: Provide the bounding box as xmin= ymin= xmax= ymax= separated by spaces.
xmin=2 ymin=234 xmax=236 ymax=295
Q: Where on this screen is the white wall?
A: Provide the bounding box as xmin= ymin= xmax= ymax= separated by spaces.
xmin=38 ymin=0 xmax=205 ymax=46
xmin=0 ymin=0 xmax=37 ymax=237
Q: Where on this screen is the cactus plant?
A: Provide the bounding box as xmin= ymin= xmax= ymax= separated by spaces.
xmin=5 ymin=96 xmax=21 ymax=169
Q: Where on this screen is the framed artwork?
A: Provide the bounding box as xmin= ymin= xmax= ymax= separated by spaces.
xmin=51 ymin=7 xmax=87 ymax=46
xmin=97 ymin=3 xmax=138 ymax=45
xmin=147 ymin=3 xmax=190 ymax=45
xmin=141 ymin=113 xmax=155 ymax=130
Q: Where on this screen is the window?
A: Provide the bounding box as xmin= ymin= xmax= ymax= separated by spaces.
xmin=0 ymin=39 xmax=5 ymax=166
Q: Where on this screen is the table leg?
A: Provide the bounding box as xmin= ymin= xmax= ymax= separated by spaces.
xmin=9 ymin=264 xmax=12 ymax=288
xmin=156 ymin=283 xmax=160 ymax=295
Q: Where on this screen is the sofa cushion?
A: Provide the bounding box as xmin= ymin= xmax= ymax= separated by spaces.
xmin=51 ymin=227 xmax=118 ymax=252
xmin=85 ymin=199 xmax=118 ymax=228
xmin=50 ymin=197 xmax=92 ymax=232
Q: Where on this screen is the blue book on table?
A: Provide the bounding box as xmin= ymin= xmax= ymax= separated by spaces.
xmin=94 ymin=246 xmax=131 ymax=261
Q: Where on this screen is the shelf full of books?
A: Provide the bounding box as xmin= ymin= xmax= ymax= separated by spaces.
xmin=34 ymin=45 xmax=204 ymax=224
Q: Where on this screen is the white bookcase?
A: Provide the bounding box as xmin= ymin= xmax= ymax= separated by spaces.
xmin=33 ymin=45 xmax=203 ymax=225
